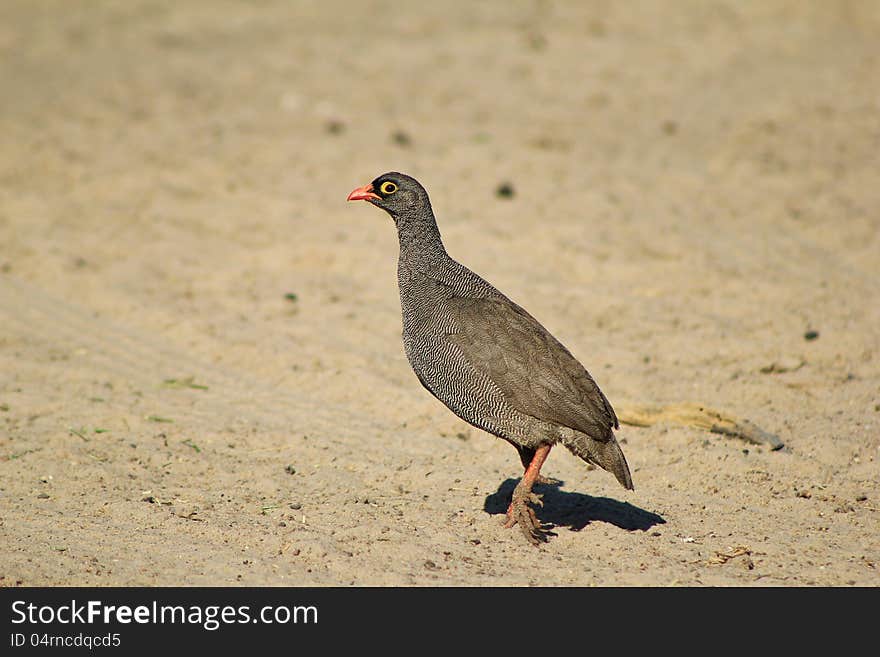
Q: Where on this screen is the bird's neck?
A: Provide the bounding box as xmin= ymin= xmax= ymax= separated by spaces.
xmin=394 ymin=212 xmax=447 ymax=262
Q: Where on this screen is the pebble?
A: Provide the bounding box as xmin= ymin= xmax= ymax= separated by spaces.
xmin=759 ymin=357 xmax=805 ymax=374
xmin=325 ymin=119 xmax=345 ymax=135
xmin=496 ymin=182 xmax=515 ymax=199
xmin=391 ymin=130 xmax=412 ymax=147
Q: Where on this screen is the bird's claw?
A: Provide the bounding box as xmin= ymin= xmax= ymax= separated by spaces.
xmin=503 ymin=490 xmax=549 ymax=546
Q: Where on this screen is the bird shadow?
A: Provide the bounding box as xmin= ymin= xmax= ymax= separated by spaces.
xmin=484 ymin=478 xmax=665 ymax=535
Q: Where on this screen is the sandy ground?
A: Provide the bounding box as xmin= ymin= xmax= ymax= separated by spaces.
xmin=1 ymin=0 xmax=878 ymax=587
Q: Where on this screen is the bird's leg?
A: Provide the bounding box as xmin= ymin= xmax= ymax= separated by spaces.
xmin=517 ymin=445 xmax=560 ymax=486
xmin=504 ymin=444 xmax=552 ymax=545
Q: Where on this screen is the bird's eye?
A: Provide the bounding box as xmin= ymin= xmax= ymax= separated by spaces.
xmin=380 ymin=181 xmax=398 ymax=195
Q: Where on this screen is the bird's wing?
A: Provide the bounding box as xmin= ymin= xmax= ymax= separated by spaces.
xmin=445 ymin=295 xmax=618 ymax=438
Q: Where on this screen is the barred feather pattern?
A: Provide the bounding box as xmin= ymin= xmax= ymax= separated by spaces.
xmin=398 ymin=254 xmax=550 ymax=448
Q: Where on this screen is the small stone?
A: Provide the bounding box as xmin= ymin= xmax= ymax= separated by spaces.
xmin=424 ymin=560 xmax=439 ymax=570
xmin=325 ymin=119 xmax=345 ymax=135
xmin=804 ymin=330 xmax=820 ymax=341
xmin=284 ymin=464 xmax=296 ymax=475
xmin=496 ymin=182 xmax=515 ymax=199
xmin=391 ymin=130 xmax=412 ymax=147
xmin=37 ymin=493 xmax=50 ymax=499
xmin=288 ymin=502 xmax=302 ymax=510
xmin=759 ymin=357 xmax=805 ymax=374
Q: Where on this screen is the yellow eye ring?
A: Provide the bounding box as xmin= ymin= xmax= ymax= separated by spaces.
xmin=380 ymin=181 xmax=398 ymax=195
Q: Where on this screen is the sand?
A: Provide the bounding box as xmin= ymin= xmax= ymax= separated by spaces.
xmin=1 ymin=0 xmax=878 ymax=586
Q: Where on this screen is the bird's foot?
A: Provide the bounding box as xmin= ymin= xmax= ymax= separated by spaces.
xmin=503 ymin=489 xmax=548 ymax=546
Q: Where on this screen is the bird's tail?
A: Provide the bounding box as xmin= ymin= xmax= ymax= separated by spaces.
xmin=563 ymin=430 xmax=634 ymax=490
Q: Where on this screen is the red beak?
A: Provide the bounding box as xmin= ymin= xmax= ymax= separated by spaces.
xmin=347 ymin=183 xmax=380 ymax=202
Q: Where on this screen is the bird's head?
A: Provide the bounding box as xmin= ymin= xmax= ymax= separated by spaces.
xmin=347 ymin=172 xmax=431 ymax=219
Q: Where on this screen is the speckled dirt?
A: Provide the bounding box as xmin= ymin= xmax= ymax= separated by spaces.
xmin=1 ymin=0 xmax=878 ymax=586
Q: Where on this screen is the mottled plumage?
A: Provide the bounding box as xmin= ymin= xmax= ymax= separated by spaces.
xmin=348 ymin=172 xmax=633 ymax=544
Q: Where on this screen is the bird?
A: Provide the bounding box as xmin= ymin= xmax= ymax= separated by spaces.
xmin=347 ymin=172 xmax=633 ymax=544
